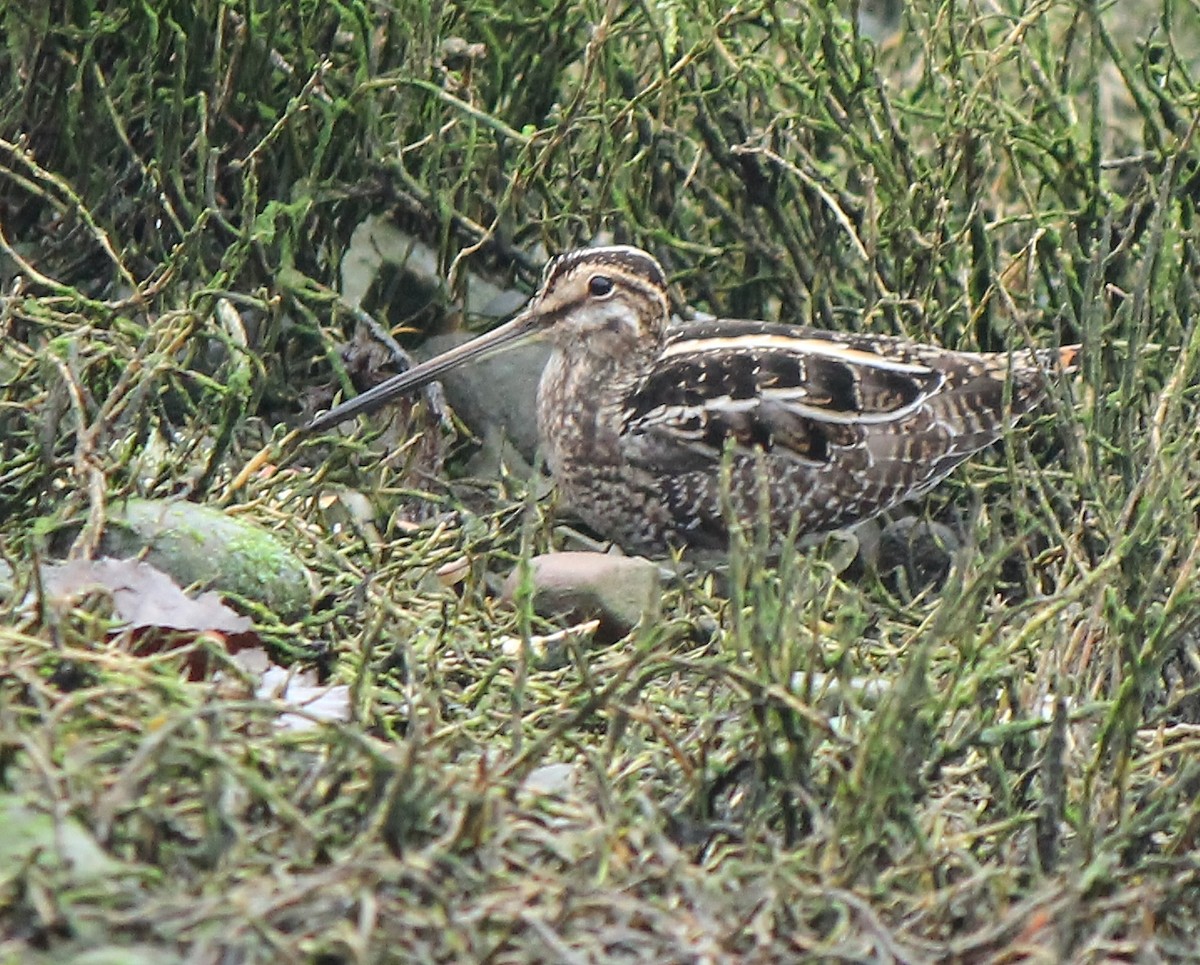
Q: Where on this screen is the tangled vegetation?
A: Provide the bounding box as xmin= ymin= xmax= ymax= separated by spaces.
xmin=2 ymin=0 xmax=1200 ymax=960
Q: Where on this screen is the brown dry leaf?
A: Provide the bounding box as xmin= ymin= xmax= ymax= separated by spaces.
xmin=40 ymin=558 xmax=252 ymax=634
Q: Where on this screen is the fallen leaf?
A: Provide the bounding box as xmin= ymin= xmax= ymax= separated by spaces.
xmin=258 ymin=664 xmax=352 ymax=731
xmin=40 ymin=558 xmax=252 ymax=634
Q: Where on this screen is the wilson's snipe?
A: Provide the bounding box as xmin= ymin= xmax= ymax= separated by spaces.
xmin=309 ymin=246 xmax=1079 ymax=556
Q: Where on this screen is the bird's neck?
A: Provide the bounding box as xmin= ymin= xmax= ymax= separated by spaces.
xmin=535 ymin=341 xmax=657 ymax=479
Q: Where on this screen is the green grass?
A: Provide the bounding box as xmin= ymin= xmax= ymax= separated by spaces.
xmin=3 ymin=0 xmax=1200 ymax=960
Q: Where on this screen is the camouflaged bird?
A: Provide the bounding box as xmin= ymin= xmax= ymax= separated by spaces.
xmin=309 ymin=246 xmax=1079 ymax=556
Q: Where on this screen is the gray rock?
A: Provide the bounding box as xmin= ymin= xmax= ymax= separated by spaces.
xmin=0 ymin=794 xmax=124 ymax=884
xmin=523 ymin=762 xmax=580 ymax=797
xmin=340 ymin=217 xmax=546 ymax=467
xmin=0 ymin=558 xmax=13 ymax=603
xmin=857 ymin=0 xmax=903 ymax=42
xmin=849 ymin=518 xmax=882 ymax=570
xmin=502 ymin=551 xmax=661 ymax=643
xmin=60 ymin=948 xmax=181 ymax=965
xmin=794 ymin=528 xmax=862 ymax=575
xmin=417 ymin=332 xmax=549 ymax=465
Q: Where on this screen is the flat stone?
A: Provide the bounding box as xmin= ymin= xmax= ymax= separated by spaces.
xmin=502 ymin=551 xmax=661 ymax=643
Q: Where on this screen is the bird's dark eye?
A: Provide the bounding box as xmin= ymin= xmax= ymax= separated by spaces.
xmin=588 ymin=274 xmax=614 ymax=297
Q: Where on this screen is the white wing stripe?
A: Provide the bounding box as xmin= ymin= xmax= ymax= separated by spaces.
xmin=661 ymin=335 xmax=934 ymax=376
xmin=632 ymin=393 xmax=928 ymax=428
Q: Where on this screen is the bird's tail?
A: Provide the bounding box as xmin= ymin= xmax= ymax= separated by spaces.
xmin=1000 ymin=343 xmax=1080 ymax=413
xmin=1051 ymin=344 xmax=1081 ymax=373
xmin=1003 ymin=343 xmax=1081 ymax=377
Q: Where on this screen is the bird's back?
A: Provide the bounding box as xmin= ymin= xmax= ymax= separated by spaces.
xmin=596 ymin=320 xmax=1078 ymax=553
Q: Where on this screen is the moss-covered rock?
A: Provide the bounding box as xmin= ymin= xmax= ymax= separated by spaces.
xmin=45 ymin=499 xmax=313 ymax=621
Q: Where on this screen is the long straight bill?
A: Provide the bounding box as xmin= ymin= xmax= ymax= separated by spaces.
xmin=307 ymin=310 xmax=540 ymax=432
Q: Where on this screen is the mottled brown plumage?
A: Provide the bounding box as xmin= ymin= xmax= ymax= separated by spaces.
xmin=309 ymin=246 xmax=1079 ymax=556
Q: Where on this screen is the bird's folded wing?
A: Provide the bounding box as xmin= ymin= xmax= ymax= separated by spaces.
xmin=620 ymin=324 xmax=947 ymax=471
